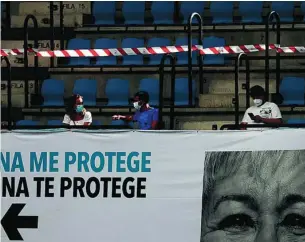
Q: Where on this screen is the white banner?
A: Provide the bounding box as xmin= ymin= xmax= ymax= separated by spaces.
xmin=1 ymin=130 xmax=305 ymax=242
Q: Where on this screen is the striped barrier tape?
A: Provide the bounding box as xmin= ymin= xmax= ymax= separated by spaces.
xmin=1 ymin=44 xmax=305 ymax=57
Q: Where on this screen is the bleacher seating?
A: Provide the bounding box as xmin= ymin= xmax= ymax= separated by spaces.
xmin=271 ymin=2 xmax=294 ymax=22
xmin=73 ymin=79 xmax=97 ymax=106
xmin=287 ymin=119 xmax=305 ymax=124
xmin=151 ymin=1 xmax=175 ymax=24
xmin=279 ymin=77 xmax=305 ymax=106
xmin=175 ymin=78 xmax=196 ymax=106
xmin=16 ymin=120 xmax=39 ymax=126
xmin=202 ymin=36 xmax=226 ymax=65
xmin=105 ymin=79 xmax=130 ymax=106
xmin=301 ymin=2 xmax=305 ymax=22
xmin=139 ymin=78 xmax=159 ymax=106
xmin=111 ymin=119 xmax=126 ymax=126
xmin=175 ymin=37 xmax=199 ymax=65
xmin=48 ymin=120 xmax=63 ymax=126
xmin=41 ymin=79 xmax=64 ymax=106
xmin=239 ymin=1 xmax=263 ymax=23
xmin=93 ymin=1 xmax=116 ymax=25
xmin=94 ymin=38 xmax=117 ymax=65
xmin=147 ymin=38 xmax=171 ymax=65
xmin=122 ymin=1 xmax=145 ymax=24
xmin=121 ymin=38 xmax=144 ymax=65
xmin=210 ymin=1 xmax=234 ymax=24
xmin=180 ymin=1 xmax=205 ymax=23
xmin=67 ymin=38 xmax=91 ymax=66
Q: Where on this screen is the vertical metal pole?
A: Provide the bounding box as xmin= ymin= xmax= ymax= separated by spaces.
xmin=23 ymin=15 xmax=38 ymax=108
xmin=245 ymin=57 xmax=250 ymax=109
xmin=50 ymin=1 xmax=55 ymax=68
xmin=265 ymin=11 xmax=281 ymax=100
xmin=188 ymin=12 xmax=203 ymax=106
xmin=60 ymin=2 xmax=64 ymax=50
xmin=2 ymin=57 xmax=12 ymax=130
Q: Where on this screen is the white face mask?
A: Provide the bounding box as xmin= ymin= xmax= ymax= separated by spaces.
xmin=253 ymin=99 xmax=263 ymax=107
xmin=133 ymin=101 xmax=141 ymax=110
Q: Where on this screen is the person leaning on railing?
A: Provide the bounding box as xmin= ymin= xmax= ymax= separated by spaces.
xmin=112 ymin=91 xmax=159 ymax=130
xmin=241 ymin=85 xmax=282 ymax=129
xmin=62 ymin=94 xmax=92 ymax=126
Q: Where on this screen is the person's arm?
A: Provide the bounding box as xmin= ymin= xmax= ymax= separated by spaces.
xmin=112 ymin=115 xmax=133 ymax=122
xmin=150 ymin=109 xmax=159 ymax=130
xmin=240 ymin=109 xmax=251 ymax=129
xmin=83 ymin=111 xmax=92 ymax=126
xmin=62 ymin=114 xmax=71 ymax=126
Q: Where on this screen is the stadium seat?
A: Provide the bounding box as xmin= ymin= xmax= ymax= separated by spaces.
xmin=105 ymin=79 xmax=130 ymax=106
xmin=92 ymin=120 xmax=102 ymax=125
xmin=73 ymin=79 xmax=97 ymax=106
xmin=139 ymin=78 xmax=160 ymax=106
xmin=47 ymin=120 xmax=63 ymax=126
xmin=151 ymin=1 xmax=175 ymax=24
xmin=202 ymin=36 xmax=225 ymax=65
xmin=287 ymin=119 xmax=305 ymax=124
xmin=280 ymin=77 xmax=305 ymax=106
xmin=41 ymin=79 xmax=65 ymax=106
xmin=210 ymin=1 xmax=234 ymax=24
xmin=121 ymin=38 xmax=144 ymax=65
xmin=180 ymin=1 xmax=205 ymax=23
xmin=94 ymin=38 xmax=117 ymax=65
xmin=301 ymin=2 xmax=305 ymax=22
xmin=67 ymin=39 xmax=91 ymax=66
xmin=93 ymin=1 xmax=116 ymax=25
xmin=239 ymin=1 xmax=263 ymax=23
xmin=111 ymin=119 xmax=126 ymax=126
xmin=122 ymin=1 xmax=145 ymax=24
xmin=175 ymin=78 xmax=196 ymax=106
xmin=147 ymin=38 xmax=171 ymax=65
xmin=271 ymin=2 xmax=294 ymax=22
xmin=175 ymin=37 xmax=199 ymax=65
xmin=16 ymin=120 xmax=39 ymax=126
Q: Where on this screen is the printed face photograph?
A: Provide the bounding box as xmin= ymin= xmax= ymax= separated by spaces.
xmin=200 ymin=150 xmax=305 ymax=242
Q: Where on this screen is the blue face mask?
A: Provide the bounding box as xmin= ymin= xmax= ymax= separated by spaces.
xmin=75 ymin=105 xmax=84 ymax=113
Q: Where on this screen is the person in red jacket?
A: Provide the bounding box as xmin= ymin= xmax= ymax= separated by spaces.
xmin=112 ymin=91 xmax=159 ymax=130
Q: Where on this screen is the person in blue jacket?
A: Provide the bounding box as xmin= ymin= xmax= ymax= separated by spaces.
xmin=112 ymin=91 xmax=159 ymax=130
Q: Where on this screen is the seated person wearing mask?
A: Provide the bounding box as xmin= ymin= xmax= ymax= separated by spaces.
xmin=241 ymin=85 xmax=282 ymax=127
xmin=63 ymin=94 xmax=92 ymax=126
xmin=112 ymin=91 xmax=159 ymax=130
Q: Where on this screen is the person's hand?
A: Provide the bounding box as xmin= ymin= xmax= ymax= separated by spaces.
xmin=112 ymin=115 xmax=125 ymax=120
xmin=254 ymin=115 xmax=263 ymax=123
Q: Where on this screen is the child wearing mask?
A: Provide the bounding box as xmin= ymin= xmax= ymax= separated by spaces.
xmin=112 ymin=91 xmax=159 ymax=130
xmin=62 ymin=94 xmax=92 ymax=126
xmin=241 ymin=85 xmax=282 ymax=126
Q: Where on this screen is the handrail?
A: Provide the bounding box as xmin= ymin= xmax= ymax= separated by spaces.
xmin=234 ymin=53 xmax=250 ymax=126
xmin=50 ymin=1 xmax=55 ymax=67
xmin=188 ymin=12 xmax=203 ymax=106
xmin=23 ymin=15 xmax=38 ymax=108
xmin=265 ymin=11 xmax=281 ymax=99
xmin=159 ymin=54 xmax=177 ymax=130
xmin=1 ymin=56 xmax=12 ymax=130
xmin=220 ymin=123 xmax=305 ymax=130
xmin=60 ymin=1 xmax=65 ymax=50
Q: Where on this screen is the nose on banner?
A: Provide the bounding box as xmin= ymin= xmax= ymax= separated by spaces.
xmin=1 ymin=44 xmax=305 ymax=57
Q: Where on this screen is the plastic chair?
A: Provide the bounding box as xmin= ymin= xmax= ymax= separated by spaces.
xmin=41 ymin=79 xmax=65 ymax=106
xmin=239 ymin=1 xmax=263 ymax=23
xmin=175 ymin=37 xmax=199 ymax=65
xmin=73 ymin=79 xmax=97 ymax=106
xmin=271 ymin=2 xmax=294 ymax=22
xmin=47 ymin=120 xmax=63 ymax=126
xmin=122 ymin=1 xmax=145 ymax=24
xmin=301 ymin=2 xmax=305 ymax=22
xmin=287 ymin=119 xmax=305 ymax=124
xmin=92 ymin=120 xmax=102 ymax=125
xmin=280 ymin=77 xmax=305 ymax=106
xmin=93 ymin=1 xmax=116 ymax=25
xmin=121 ymin=38 xmax=144 ymax=65
xmin=210 ymin=1 xmax=234 ymax=24
xmin=67 ymin=38 xmax=91 ymax=66
xmin=151 ymin=1 xmax=175 ymax=24
xmin=16 ymin=120 xmax=39 ymax=126
xmin=94 ymin=38 xmax=117 ymax=65
xmin=111 ymin=119 xmax=126 ymax=126
xmin=175 ymin=78 xmax=196 ymax=106
xmin=139 ymin=78 xmax=160 ymax=106
xmin=202 ymin=36 xmax=225 ymax=65
xmin=147 ymin=38 xmax=171 ymax=65
xmin=180 ymin=1 xmax=205 ymax=24
xmin=105 ymin=79 xmax=130 ymax=106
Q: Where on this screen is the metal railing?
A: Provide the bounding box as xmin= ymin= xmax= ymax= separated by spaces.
xmin=2 ymin=56 xmax=12 ymax=130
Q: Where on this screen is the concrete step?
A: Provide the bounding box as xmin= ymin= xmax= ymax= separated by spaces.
xmin=199 ymin=94 xmax=249 ymax=108
xmin=181 ymin=121 xmax=235 ymax=130
xmin=208 ymin=79 xmax=276 ymax=94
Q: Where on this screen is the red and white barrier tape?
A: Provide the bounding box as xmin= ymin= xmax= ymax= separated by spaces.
xmin=1 ymin=44 xmax=305 ymax=57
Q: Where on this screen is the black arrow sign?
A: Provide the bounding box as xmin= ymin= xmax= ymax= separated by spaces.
xmin=1 ymin=203 xmax=38 ymax=241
